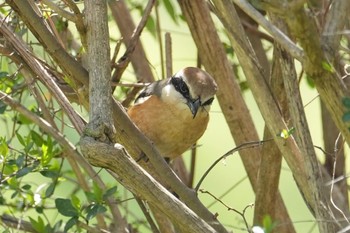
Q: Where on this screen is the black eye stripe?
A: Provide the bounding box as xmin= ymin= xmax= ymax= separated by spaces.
xmin=203 ymin=97 xmax=214 ymax=106
xmin=171 ymin=77 xmax=191 ymax=99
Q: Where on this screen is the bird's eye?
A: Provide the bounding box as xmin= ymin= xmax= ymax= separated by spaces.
xmin=203 ymin=97 xmax=214 ymax=106
xmin=171 ymin=77 xmax=191 ymax=99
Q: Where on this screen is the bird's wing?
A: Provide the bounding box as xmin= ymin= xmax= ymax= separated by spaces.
xmin=134 ymin=78 xmax=169 ymax=104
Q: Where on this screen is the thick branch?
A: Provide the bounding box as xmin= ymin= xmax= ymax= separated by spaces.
xmin=280 ymin=43 xmax=337 ymax=232
xmin=321 ymin=0 xmax=350 ymax=60
xmin=84 ymin=0 xmax=114 ymax=137
xmin=79 ymin=137 xmax=217 ymax=233
xmin=210 ymin=0 xmax=311 ymax=215
xmin=253 ymin=45 xmax=292 ymax=232
xmin=211 ymin=0 xmax=350 ymax=231
xmin=178 ymin=0 xmax=292 ymax=227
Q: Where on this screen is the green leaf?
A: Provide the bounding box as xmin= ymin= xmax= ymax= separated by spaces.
xmin=162 ymin=0 xmax=178 ymax=23
xmin=145 ymin=16 xmax=156 ymax=37
xmin=16 ymin=132 xmax=26 ymax=147
xmin=0 ymin=101 xmax=7 ymax=114
xmin=29 ymin=216 xmax=45 ymax=233
xmin=31 ymin=130 xmax=44 ymax=147
xmin=262 ymin=215 xmax=272 ymax=229
xmin=103 ymin=186 xmax=118 ymax=200
xmin=321 ymin=61 xmax=335 ymax=73
xmin=64 ymin=217 xmax=78 ymax=232
xmin=85 ymin=191 xmax=97 ymax=203
xmin=45 ymin=183 xmax=55 ymax=198
xmin=22 ymin=184 xmax=32 ymax=190
xmin=7 ymin=177 xmax=19 ymax=189
xmin=343 ymin=112 xmax=350 ymax=122
xmin=0 ymin=137 xmax=9 ymax=157
xmin=342 ymin=97 xmax=350 ymax=109
xmin=15 ymin=154 xmax=25 ymax=168
xmin=55 ymin=198 xmax=79 ymax=217
xmin=16 ymin=167 xmax=32 ymax=178
xmin=305 ymin=75 xmax=315 ymax=88
xmin=52 ymin=220 xmax=63 ymax=233
xmin=11 ymin=190 xmax=19 ymax=199
xmin=71 ymin=195 xmax=81 ymax=210
xmin=0 ymin=71 xmax=8 ymax=78
xmin=16 ymin=113 xmax=32 ymax=125
xmin=41 ymin=143 xmax=52 ymax=166
xmin=35 ymin=206 xmax=44 ymax=214
xmin=92 ymin=182 xmax=103 ymax=202
xmin=40 ymin=169 xmax=59 ymax=178
xmin=85 ymin=204 xmax=107 ymax=221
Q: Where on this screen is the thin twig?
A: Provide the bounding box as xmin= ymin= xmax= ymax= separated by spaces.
xmin=195 ymin=139 xmax=273 ymax=191
xmin=155 ymin=3 xmax=165 ymax=78
xmin=199 ymin=189 xmax=252 ymax=233
xmin=165 ymin=32 xmax=172 ymax=78
xmin=0 ymin=19 xmax=85 ymax=134
xmin=329 ymin=133 xmax=349 ymax=224
xmin=0 ymin=91 xmax=77 ymax=156
xmin=111 ymin=82 xmax=150 ymax=88
xmin=206 ymin=175 xmax=248 ymax=208
xmin=134 ymin=195 xmax=161 ymax=233
xmin=111 ymin=0 xmax=156 ymax=87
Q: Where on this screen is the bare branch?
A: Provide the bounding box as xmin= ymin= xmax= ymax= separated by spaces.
xmin=321 ymin=0 xmax=350 ymax=60
xmin=110 ymin=0 xmax=156 ymax=88
xmin=178 ymin=0 xmax=293 ymax=228
xmin=232 ymin=0 xmax=305 ymax=62
xmin=84 ymin=0 xmax=114 ymax=139
xmin=5 ymin=0 xmax=88 ymax=86
xmin=80 ymin=137 xmax=218 ymax=233
xmin=41 ymin=0 xmax=76 ymax=22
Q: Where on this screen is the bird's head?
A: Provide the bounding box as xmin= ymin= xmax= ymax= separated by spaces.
xmin=162 ymin=67 xmax=218 ymax=118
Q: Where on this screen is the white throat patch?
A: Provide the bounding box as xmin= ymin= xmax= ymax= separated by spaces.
xmin=161 ymin=84 xmax=188 ymax=109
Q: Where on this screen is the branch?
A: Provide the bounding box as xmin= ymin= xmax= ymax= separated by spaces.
xmin=281 ymin=33 xmax=337 ymax=231
xmin=210 ymin=0 xmax=311 ymax=216
xmin=41 ymin=0 xmax=76 ymax=22
xmin=253 ymin=19 xmax=294 ymax=232
xmin=232 ymin=0 xmax=305 ymax=62
xmin=253 ymin=44 xmax=288 ymax=230
xmin=1 ymin=214 xmax=37 ymax=233
xmin=199 ymin=189 xmax=251 ymax=232
xmin=177 ymin=0 xmax=293 ymax=228
xmin=6 ymin=0 xmax=88 ymax=86
xmin=282 ymin=1 xmax=350 ymax=148
xmin=84 ymin=0 xmax=114 ymax=139
xmin=79 ymin=137 xmax=217 ymax=233
xmin=321 ymin=0 xmax=350 ymax=60
xmin=0 ymin=18 xmax=85 ymax=134
xmin=210 ymin=0 xmax=350 ymax=230
xmin=195 ymin=140 xmax=272 ymax=191
xmin=0 ymin=23 xmax=125 ymax=229
xmin=109 ymin=0 xmax=156 ymax=88
xmin=0 ymin=91 xmax=77 ymax=158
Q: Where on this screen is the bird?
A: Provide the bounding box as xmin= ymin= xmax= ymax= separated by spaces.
xmin=128 ymin=67 xmax=218 ymax=160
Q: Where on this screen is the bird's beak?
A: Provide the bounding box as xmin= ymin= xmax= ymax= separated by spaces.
xmin=187 ymin=98 xmax=201 ymax=118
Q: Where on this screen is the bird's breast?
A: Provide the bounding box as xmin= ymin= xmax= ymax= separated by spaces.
xmin=128 ymin=95 xmax=209 ymax=159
